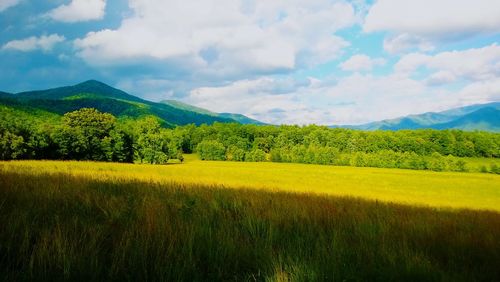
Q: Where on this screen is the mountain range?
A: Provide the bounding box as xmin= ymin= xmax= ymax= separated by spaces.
xmin=0 ymin=80 xmax=262 ymax=127
xmin=0 ymin=80 xmax=498 ymax=131
xmin=336 ymin=102 xmax=500 ymax=132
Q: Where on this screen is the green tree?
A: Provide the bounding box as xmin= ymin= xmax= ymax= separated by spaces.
xmin=56 ymin=108 xmax=117 ymax=161
xmin=197 ymin=140 xmax=226 ymax=161
xmin=226 ymin=145 xmax=246 ymax=161
xmin=133 ymin=116 xmax=169 ymax=164
xmin=245 ymin=148 xmax=266 ymax=162
xmin=0 ymin=131 xmax=25 ymax=160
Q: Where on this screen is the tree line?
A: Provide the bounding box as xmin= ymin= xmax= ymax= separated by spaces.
xmin=1 ymin=107 xmax=499 ymax=172
xmin=173 ymin=122 xmax=499 ymax=172
xmin=0 ymin=107 xmax=182 ymax=164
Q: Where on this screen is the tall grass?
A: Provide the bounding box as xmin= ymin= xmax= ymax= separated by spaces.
xmin=1 ymin=168 xmax=500 ymax=281
xmin=2 ymin=158 xmax=499 ymax=211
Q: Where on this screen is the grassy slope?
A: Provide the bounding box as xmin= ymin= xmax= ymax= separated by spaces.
xmin=1 ymin=164 xmax=500 ymax=281
xmin=1 ymin=155 xmax=499 ymax=211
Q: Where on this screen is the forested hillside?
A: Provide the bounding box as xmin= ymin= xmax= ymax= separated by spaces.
xmin=0 ymin=80 xmax=262 ymax=126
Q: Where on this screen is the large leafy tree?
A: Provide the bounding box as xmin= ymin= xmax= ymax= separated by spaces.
xmin=133 ymin=116 xmax=169 ymax=164
xmin=54 ymin=108 xmax=120 ymax=161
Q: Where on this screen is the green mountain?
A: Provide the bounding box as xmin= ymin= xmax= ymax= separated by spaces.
xmin=161 ymin=100 xmax=216 ymax=116
xmin=0 ymin=91 xmax=12 ymax=98
xmin=0 ymin=80 xmax=263 ymax=126
xmin=162 ymin=100 xmax=265 ymax=125
xmin=218 ymin=113 xmax=265 ymax=125
xmin=337 ymin=102 xmax=500 ymax=132
xmin=432 ymin=107 xmax=500 ymax=131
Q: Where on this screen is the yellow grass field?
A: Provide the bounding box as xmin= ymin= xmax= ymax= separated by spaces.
xmin=1 ymin=154 xmax=499 ymax=211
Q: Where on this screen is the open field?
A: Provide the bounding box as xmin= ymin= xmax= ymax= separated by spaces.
xmin=1 ymin=164 xmax=500 ymax=281
xmin=1 ymin=155 xmax=499 ymax=211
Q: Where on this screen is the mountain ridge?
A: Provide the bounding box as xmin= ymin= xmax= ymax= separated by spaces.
xmin=1 ymin=80 xmax=499 ymax=131
xmin=335 ymin=102 xmax=500 ymax=132
xmin=1 ymin=80 xmax=263 ymax=126
xmin=161 ymin=100 xmax=265 ymax=125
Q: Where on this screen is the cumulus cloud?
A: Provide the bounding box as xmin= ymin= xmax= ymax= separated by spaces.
xmin=48 ymin=0 xmax=106 ymax=23
xmin=2 ymin=34 xmax=65 ymax=52
xmin=364 ymin=0 xmax=500 ymax=36
xmin=340 ymin=54 xmax=386 ymax=72
xmin=185 ymin=76 xmax=337 ymax=124
xmin=364 ymin=0 xmax=500 ymax=53
xmin=395 ymin=44 xmax=500 ymax=82
xmin=74 ymin=0 xmax=356 ymax=78
xmin=185 ymin=43 xmax=500 ymax=125
xmin=185 ymin=74 xmax=443 ymax=125
xmin=0 ymin=0 xmax=21 ymax=12
xmin=425 ymin=71 xmax=456 ymax=86
xmin=383 ymin=33 xmax=434 ymax=54
xmin=455 ymin=78 xmax=500 ymax=105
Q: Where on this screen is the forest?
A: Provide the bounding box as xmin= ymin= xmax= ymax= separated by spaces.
xmin=1 ymin=107 xmax=499 ymax=173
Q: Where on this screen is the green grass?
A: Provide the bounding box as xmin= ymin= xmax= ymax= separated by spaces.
xmin=1 ymin=166 xmax=500 ymax=281
xmin=1 ymin=159 xmax=500 ymax=281
xmin=2 ymin=155 xmax=499 ymax=211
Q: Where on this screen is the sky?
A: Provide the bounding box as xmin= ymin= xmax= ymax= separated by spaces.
xmin=1 ymin=0 xmax=499 ymax=125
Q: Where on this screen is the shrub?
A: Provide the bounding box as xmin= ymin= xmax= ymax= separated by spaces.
xmin=490 ymin=164 xmax=500 ymax=174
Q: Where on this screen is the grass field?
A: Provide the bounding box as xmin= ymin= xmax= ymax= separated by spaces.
xmin=1 ymin=154 xmax=499 ymax=211
xmin=1 ymin=158 xmax=500 ymax=281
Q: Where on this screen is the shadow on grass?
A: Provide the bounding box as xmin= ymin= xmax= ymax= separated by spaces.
xmin=0 ymin=169 xmax=499 ymax=281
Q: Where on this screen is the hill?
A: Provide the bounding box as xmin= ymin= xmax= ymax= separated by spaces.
xmin=0 ymin=80 xmax=263 ymax=126
xmin=337 ymin=102 xmax=500 ymax=132
xmin=0 ymin=91 xmax=12 ymax=99
xmin=432 ymin=107 xmax=500 ymax=131
xmin=162 ymin=100 xmax=265 ymax=125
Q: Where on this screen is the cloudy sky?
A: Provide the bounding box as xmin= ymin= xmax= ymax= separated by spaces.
xmin=1 ymin=0 xmax=499 ymax=125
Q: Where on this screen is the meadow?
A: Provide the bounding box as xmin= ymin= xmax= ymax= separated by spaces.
xmin=2 ymin=155 xmax=499 ymax=211
xmin=1 ymin=158 xmax=500 ymax=281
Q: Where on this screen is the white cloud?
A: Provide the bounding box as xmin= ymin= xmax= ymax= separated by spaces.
xmin=383 ymin=33 xmax=434 ymax=54
xmin=395 ymin=44 xmax=500 ymax=82
xmin=74 ymin=0 xmax=356 ymax=77
xmin=185 ymin=43 xmax=500 ymax=125
xmin=364 ymin=0 xmax=500 ymax=36
xmin=425 ymin=71 xmax=456 ymax=86
xmin=0 ymin=0 xmax=20 ymax=12
xmin=186 ymin=77 xmax=322 ymax=124
xmin=2 ymin=34 xmax=65 ymax=52
xmin=48 ymin=0 xmax=106 ymax=23
xmin=364 ymin=0 xmax=500 ymax=53
xmin=455 ymin=78 xmax=500 ymax=105
xmin=340 ymin=54 xmax=386 ymax=72
xmin=185 ymin=74 xmax=444 ymax=125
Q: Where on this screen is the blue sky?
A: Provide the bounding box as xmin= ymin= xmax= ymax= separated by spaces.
xmin=1 ymin=0 xmax=499 ymax=125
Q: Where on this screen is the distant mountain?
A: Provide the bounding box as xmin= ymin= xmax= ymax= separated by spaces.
xmin=17 ymin=80 xmax=143 ymax=102
xmin=0 ymin=91 xmax=12 ymax=98
xmin=432 ymin=107 xmax=500 ymax=131
xmin=162 ymin=100 xmax=265 ymax=125
xmin=161 ymin=100 xmax=215 ymax=116
xmin=336 ymin=102 xmax=500 ymax=132
xmin=218 ymin=113 xmax=265 ymax=125
xmin=0 ymin=80 xmax=264 ymax=126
